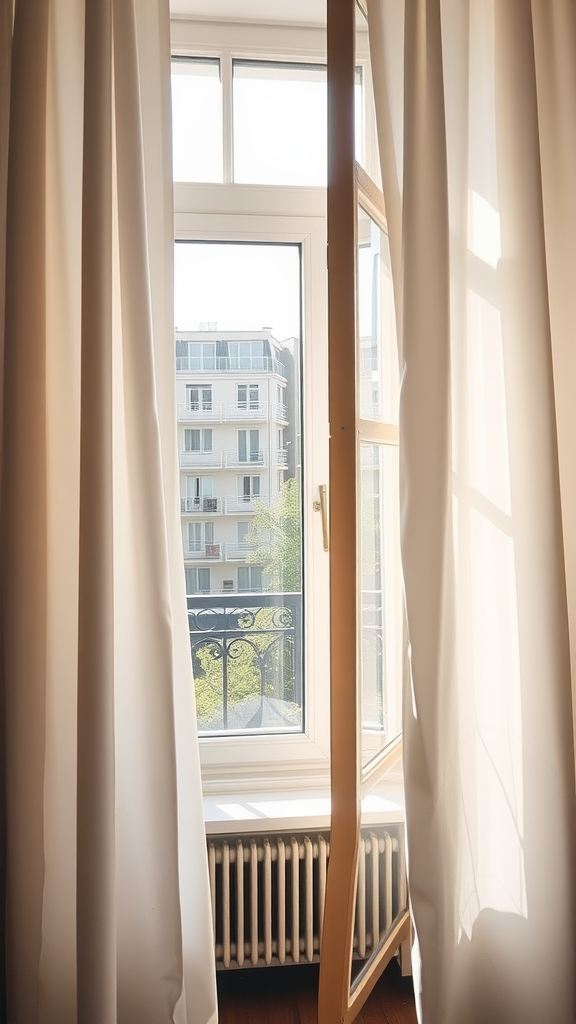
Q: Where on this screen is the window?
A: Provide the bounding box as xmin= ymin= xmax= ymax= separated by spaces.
xmin=185 ymin=566 xmax=211 ymax=595
xmin=237 ymin=383 xmax=259 ymax=410
xmin=175 ymin=340 xmax=216 ymax=371
xmin=183 ymin=475 xmax=215 ymax=513
xmin=172 ymin=22 xmax=330 ymax=784
xmin=184 ymin=428 xmax=212 ymax=452
xmin=238 ymin=429 xmax=260 ymax=463
xmin=239 ymin=475 xmax=260 ymax=501
xmin=238 ymin=565 xmax=263 ymax=593
xmin=187 ymin=521 xmax=214 ymax=552
xmin=186 ymin=385 xmax=212 ymax=412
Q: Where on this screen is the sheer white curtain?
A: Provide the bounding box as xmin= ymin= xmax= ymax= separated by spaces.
xmin=0 ymin=2 xmax=217 ymax=1022
xmin=368 ymin=1 xmax=576 ymax=1021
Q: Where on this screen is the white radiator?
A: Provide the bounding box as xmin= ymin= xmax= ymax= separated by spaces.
xmin=207 ymin=826 xmax=406 ymax=969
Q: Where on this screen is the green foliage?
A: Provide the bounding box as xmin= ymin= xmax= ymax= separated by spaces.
xmin=246 ymin=477 xmax=302 ymax=593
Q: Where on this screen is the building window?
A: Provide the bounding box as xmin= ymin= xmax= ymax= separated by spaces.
xmin=237 ymin=383 xmax=259 ymax=410
xmin=186 ymin=384 xmax=212 ymax=411
xmin=184 ymin=428 xmax=212 ymax=452
xmin=238 ymin=565 xmax=263 ymax=593
xmin=238 ymin=428 xmax=261 ymax=463
xmin=239 ymin=475 xmax=260 ymax=500
xmin=185 ymin=566 xmax=211 ymax=595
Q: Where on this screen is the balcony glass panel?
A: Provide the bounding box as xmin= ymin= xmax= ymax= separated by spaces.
xmin=359 ymin=442 xmax=402 ymax=767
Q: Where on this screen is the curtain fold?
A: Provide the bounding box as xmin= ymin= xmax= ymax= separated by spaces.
xmin=368 ymin=2 xmax=576 ymax=1022
xmin=1 ymin=1 xmax=217 ymax=1021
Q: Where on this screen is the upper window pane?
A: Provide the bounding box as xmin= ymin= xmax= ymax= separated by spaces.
xmin=233 ymin=61 xmax=327 ymax=186
xmin=355 ymin=2 xmax=382 ymax=189
xmin=171 ymin=58 xmax=223 ymax=183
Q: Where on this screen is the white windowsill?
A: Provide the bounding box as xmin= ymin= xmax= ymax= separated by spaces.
xmin=203 ymin=774 xmax=405 ymax=835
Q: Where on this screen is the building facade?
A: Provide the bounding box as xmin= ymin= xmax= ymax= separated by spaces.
xmin=176 ymin=329 xmax=290 ymax=595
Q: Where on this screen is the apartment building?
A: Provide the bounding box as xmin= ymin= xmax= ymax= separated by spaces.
xmin=176 ymin=328 xmax=291 ymax=595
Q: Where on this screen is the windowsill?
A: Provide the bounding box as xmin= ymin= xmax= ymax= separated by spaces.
xmin=203 ymin=772 xmax=405 ymax=835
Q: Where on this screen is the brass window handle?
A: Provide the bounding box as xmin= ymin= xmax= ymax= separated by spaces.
xmin=313 ymin=484 xmax=329 ymax=552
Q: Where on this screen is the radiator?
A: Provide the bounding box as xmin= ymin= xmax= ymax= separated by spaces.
xmin=207 ymin=825 xmax=406 ymax=969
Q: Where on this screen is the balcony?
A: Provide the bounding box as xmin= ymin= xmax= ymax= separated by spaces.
xmin=224 ymin=448 xmax=266 ymax=468
xmin=224 ymin=494 xmax=269 ymax=514
xmin=187 ymin=591 xmax=303 ymax=733
xmin=179 ymin=447 xmax=288 ymax=470
xmin=225 ymin=542 xmax=256 ymax=561
xmin=180 ymin=449 xmax=224 ymax=468
xmin=181 ymin=496 xmax=222 ymax=514
xmin=177 ymin=401 xmax=288 ymax=424
xmin=178 ymin=403 xmax=221 ymax=422
xmin=183 ymin=542 xmax=224 ymax=561
xmin=176 ymin=355 xmax=286 ymax=377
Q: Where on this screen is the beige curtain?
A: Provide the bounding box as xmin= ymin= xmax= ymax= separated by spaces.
xmin=368 ymin=1 xmax=576 ymax=1021
xmin=0 ymin=1 xmax=217 ymax=1022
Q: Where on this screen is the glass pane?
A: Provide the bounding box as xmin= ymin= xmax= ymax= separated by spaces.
xmin=171 ymin=58 xmax=223 ymax=183
xmin=355 ymin=3 xmax=382 ymax=189
xmin=233 ymin=61 xmax=327 ymax=186
xmin=175 ymin=241 xmax=303 ymax=736
xmin=359 ymin=442 xmax=402 ymax=767
xmin=357 ymin=206 xmax=399 ymax=424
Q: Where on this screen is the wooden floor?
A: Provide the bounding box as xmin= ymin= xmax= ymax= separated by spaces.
xmin=217 ymin=958 xmax=418 ymax=1024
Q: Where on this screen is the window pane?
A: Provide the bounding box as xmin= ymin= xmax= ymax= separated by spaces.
xmin=171 ymin=58 xmax=223 ymax=183
xmin=233 ymin=61 xmax=327 ymax=186
xmin=355 ymin=4 xmax=382 ymax=189
xmin=175 ymin=241 xmax=303 ymax=736
xmin=357 ymin=206 xmax=399 ymax=424
xmin=359 ymin=443 xmax=402 ymax=767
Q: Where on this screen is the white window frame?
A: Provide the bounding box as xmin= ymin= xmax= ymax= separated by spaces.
xmin=172 ymin=19 xmax=330 ymax=793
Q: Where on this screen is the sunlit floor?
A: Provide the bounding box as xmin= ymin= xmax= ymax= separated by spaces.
xmin=216 ymin=958 xmax=418 ymax=1024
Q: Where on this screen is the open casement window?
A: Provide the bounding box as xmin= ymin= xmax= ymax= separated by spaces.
xmin=318 ymin=2 xmax=409 ymax=1022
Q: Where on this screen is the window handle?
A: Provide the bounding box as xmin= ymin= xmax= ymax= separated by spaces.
xmin=313 ymin=484 xmax=329 ymax=552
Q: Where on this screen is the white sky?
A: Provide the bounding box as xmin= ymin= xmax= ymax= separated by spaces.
xmin=174 ymin=241 xmax=301 ymax=340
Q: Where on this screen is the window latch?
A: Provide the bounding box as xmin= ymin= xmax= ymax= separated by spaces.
xmin=313 ymin=484 xmax=329 ymax=552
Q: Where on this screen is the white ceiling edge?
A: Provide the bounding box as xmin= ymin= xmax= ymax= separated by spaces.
xmin=169 ymin=0 xmax=326 ymax=26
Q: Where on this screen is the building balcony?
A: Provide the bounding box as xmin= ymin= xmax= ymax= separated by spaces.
xmin=181 ymin=496 xmax=222 ymax=514
xmin=224 ymin=448 xmax=266 ymax=468
xmin=177 ymin=401 xmax=288 ymax=424
xmin=180 ymin=494 xmax=272 ymax=515
xmin=183 ymin=542 xmax=225 ymax=561
xmin=224 ymin=494 xmax=269 ymax=514
xmin=179 ymin=448 xmax=288 ymax=470
xmin=180 ymin=450 xmax=224 ymax=468
xmin=176 ymin=355 xmax=286 ymax=376
xmin=225 ymin=542 xmax=256 ymax=561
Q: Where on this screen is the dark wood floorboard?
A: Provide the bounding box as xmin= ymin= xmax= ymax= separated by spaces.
xmin=217 ymin=959 xmax=418 ymax=1024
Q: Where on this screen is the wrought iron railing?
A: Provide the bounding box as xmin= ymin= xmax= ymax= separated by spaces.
xmin=187 ymin=592 xmax=303 ymax=734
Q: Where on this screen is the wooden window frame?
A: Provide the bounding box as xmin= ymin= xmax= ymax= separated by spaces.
xmin=318 ymin=2 xmax=409 ymax=1021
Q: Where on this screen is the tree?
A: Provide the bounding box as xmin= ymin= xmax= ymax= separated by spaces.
xmin=246 ymin=477 xmax=302 ymax=592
